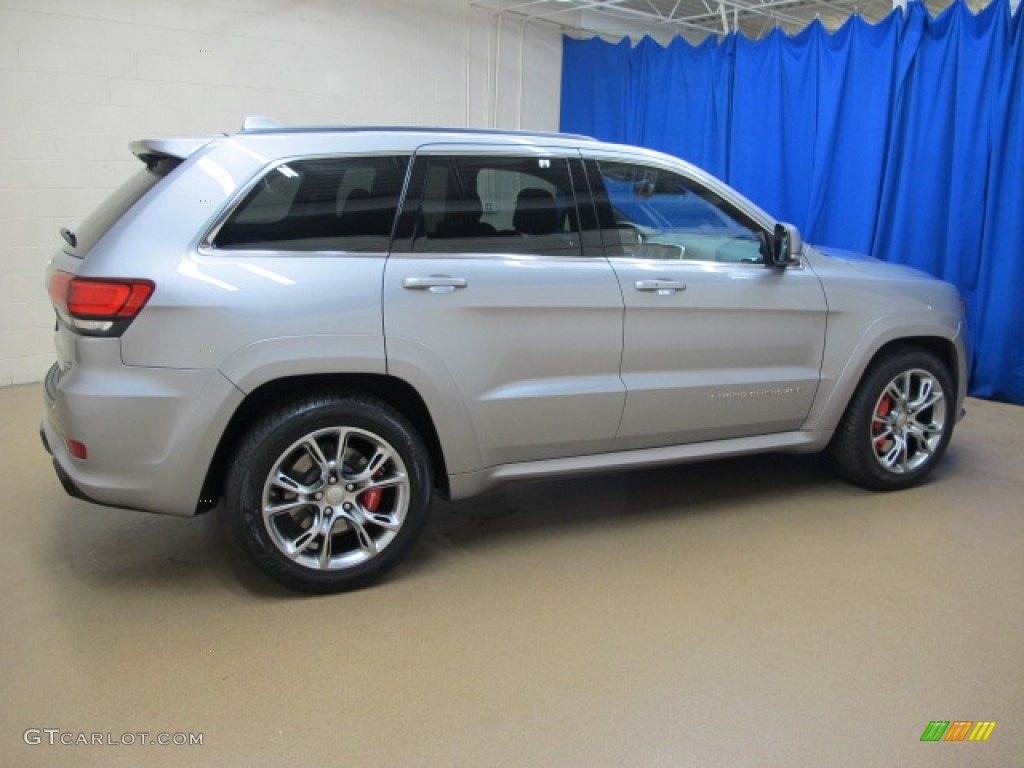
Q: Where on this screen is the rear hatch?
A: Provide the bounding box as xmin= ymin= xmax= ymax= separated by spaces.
xmin=59 ymin=137 xmax=214 ymax=259
xmin=45 ymin=136 xmax=215 ymax=394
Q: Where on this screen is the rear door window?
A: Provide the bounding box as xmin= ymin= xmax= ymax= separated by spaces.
xmin=213 ymin=155 xmax=409 ymax=253
xmin=403 ymin=155 xmax=582 ymax=257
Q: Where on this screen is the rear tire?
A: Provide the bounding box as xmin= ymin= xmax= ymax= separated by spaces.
xmin=225 ymin=392 xmax=433 ymax=593
xmin=829 ymin=349 xmax=955 ymax=491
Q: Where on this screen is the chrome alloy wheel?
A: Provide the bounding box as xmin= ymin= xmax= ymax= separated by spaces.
xmin=869 ymin=368 xmax=947 ymax=474
xmin=260 ymin=427 xmax=410 ymax=570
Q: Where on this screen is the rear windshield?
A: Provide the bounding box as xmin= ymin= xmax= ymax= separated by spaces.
xmin=66 ymin=155 xmax=180 ymax=257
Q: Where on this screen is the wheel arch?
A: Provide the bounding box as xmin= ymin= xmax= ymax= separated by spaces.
xmin=879 ymin=336 xmax=961 ymax=398
xmin=809 ymin=332 xmax=964 ymax=435
xmin=857 ymin=336 xmax=962 ymax=408
xmin=197 ymin=373 xmax=449 ymax=514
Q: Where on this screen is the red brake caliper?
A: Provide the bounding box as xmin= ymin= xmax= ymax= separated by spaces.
xmin=874 ymin=396 xmax=892 ymax=448
xmin=360 ymin=469 xmax=384 ymax=512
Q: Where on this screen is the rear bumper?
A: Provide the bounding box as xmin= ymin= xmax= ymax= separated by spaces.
xmin=42 ymin=359 xmax=244 ymax=517
xmin=39 ymin=423 xmax=93 ymax=504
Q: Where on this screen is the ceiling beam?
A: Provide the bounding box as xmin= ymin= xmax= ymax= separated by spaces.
xmin=554 ymin=0 xmax=725 ymax=35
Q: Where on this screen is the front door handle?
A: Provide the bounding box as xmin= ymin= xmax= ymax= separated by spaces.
xmin=634 ymin=279 xmax=687 ymax=295
xmin=402 ymin=276 xmax=468 ymax=293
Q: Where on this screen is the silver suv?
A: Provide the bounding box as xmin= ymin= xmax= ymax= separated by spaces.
xmin=41 ymin=119 xmax=968 ymax=592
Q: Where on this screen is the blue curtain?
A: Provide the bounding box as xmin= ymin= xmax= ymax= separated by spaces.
xmin=560 ymin=2 xmax=1024 ymax=405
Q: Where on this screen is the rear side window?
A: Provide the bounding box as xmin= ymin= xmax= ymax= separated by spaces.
xmin=68 ymin=155 xmax=181 ymax=258
xmin=213 ymin=156 xmax=409 ymax=253
xmin=408 ymin=155 xmax=581 ymax=257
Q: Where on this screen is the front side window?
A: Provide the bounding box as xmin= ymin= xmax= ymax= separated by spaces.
xmin=410 ymin=155 xmax=581 ymax=257
xmin=595 ymin=161 xmax=766 ymax=264
xmin=213 ymin=155 xmax=409 ymax=252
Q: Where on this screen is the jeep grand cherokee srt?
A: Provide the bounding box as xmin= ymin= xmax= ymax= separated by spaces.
xmin=41 ymin=118 xmax=967 ymax=592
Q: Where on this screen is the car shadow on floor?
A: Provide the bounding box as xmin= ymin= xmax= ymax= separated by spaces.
xmin=46 ymin=450 xmax=853 ymax=597
xmin=404 ymin=450 xmax=845 ymax=565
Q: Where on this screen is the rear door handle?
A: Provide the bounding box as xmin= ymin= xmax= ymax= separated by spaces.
xmin=634 ymin=279 xmax=686 ymax=295
xmin=402 ymin=276 xmax=468 ymax=293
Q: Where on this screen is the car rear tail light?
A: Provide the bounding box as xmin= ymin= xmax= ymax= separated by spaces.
xmin=48 ymin=272 xmax=155 ymax=336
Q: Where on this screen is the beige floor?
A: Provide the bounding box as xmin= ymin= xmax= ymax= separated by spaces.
xmin=1 ymin=383 xmax=1021 ymax=767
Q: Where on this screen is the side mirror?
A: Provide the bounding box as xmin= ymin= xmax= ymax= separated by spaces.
xmin=761 ymin=222 xmax=802 ymax=268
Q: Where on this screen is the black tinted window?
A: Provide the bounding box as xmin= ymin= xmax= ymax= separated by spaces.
xmin=410 ymin=155 xmax=581 ymax=257
xmin=214 ymin=156 xmax=409 ymax=252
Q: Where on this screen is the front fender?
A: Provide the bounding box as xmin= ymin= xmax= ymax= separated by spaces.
xmin=804 ymin=312 xmax=965 ymax=433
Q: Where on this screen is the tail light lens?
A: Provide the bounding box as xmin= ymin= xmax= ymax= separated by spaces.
xmin=48 ymin=272 xmax=155 ymax=336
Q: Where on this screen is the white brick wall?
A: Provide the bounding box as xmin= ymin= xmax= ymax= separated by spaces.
xmin=0 ymin=0 xmax=564 ymax=386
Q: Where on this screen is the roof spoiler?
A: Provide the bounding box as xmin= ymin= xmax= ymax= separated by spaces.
xmin=240 ymin=115 xmax=281 ymax=131
xmin=129 ymin=136 xmax=219 ymax=166
xmin=127 ymin=116 xmax=279 ymax=164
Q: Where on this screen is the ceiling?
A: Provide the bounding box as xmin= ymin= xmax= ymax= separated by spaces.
xmin=476 ymin=0 xmax=996 ymax=41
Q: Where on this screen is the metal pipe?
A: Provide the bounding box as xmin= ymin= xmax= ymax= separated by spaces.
xmin=465 ymin=4 xmax=472 ymax=126
xmin=707 ymin=0 xmax=804 ymax=27
xmin=493 ymin=10 xmax=502 ymax=127
xmin=518 ymin=15 xmax=533 ymax=130
xmin=487 ymin=1 xmax=558 ymax=129
xmin=470 ymin=1 xmax=584 ymax=129
xmin=670 ymin=0 xmax=824 ymax=31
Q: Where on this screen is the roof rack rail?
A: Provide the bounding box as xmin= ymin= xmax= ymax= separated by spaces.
xmin=235 ymin=122 xmax=596 ymax=141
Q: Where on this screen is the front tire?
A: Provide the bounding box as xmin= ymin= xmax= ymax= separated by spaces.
xmin=225 ymin=393 xmax=433 ymax=593
xmin=829 ymin=349 xmax=955 ymax=491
